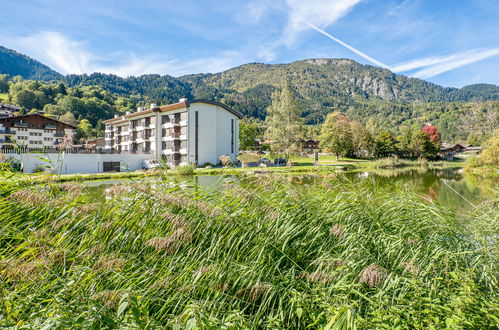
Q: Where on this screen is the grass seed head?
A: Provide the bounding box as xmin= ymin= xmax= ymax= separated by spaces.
xmin=145 ymin=237 xmax=182 ymax=254
xmin=299 ymin=272 xmax=333 ymax=284
xmin=59 ymin=183 xmax=82 ymax=196
xmin=93 ymin=255 xmax=125 ymax=271
xmin=329 ymin=224 xmax=346 ymax=238
xmin=402 ymin=260 xmax=420 ymax=276
xmin=90 ymin=290 xmax=127 ymax=308
xmin=359 ymin=264 xmax=388 ymax=288
xmin=236 ymin=282 xmax=272 ymax=302
xmin=408 ymin=238 xmax=420 ymax=245
xmin=8 ymin=190 xmax=47 ymax=206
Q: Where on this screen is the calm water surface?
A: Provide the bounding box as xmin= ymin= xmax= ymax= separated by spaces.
xmin=82 ymin=168 xmax=496 ymax=216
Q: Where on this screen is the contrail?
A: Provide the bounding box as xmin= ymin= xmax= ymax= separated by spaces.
xmin=302 ymin=20 xmax=391 ymax=69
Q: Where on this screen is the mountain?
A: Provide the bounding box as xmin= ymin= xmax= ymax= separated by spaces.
xmin=64 ymin=73 xmax=192 ymax=104
xmin=0 ymin=46 xmax=63 ymax=81
xmin=0 ymin=46 xmax=497 ymax=141
xmin=179 ymin=59 xmax=499 ymax=121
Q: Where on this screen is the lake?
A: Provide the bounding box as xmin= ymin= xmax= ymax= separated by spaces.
xmin=80 ymin=168 xmax=496 ymax=217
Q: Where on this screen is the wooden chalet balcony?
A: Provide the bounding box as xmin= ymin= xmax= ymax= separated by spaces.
xmin=14 ymin=122 xmax=28 ymax=128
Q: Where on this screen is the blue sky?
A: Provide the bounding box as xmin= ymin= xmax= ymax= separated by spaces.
xmin=1 ymin=0 xmax=498 ymax=87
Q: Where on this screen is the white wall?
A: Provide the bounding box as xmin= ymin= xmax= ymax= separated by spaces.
xmin=188 ymin=103 xmax=239 ymax=165
xmin=3 ymin=153 xmax=152 ymax=174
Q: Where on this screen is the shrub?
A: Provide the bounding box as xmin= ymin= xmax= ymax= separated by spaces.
xmin=33 ymin=165 xmax=48 ymax=173
xmin=236 ymin=153 xmax=260 ymax=166
xmin=219 ymin=155 xmax=232 ymax=167
xmin=373 ymin=155 xmax=404 ymax=169
xmin=174 ymin=164 xmax=196 ymax=175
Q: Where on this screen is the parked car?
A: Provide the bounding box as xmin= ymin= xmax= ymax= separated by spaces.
xmin=143 ymin=159 xmax=162 ymax=170
xmin=274 ymin=157 xmax=287 ymax=166
xmin=259 ymin=157 xmax=271 ymax=165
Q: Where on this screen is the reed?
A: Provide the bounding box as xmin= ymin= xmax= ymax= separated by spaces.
xmin=0 ymin=176 xmax=497 ymax=328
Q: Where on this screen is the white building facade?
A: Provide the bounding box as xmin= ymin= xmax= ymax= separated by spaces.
xmin=103 ymin=99 xmax=242 ymax=166
xmin=0 ymin=114 xmax=75 ymax=150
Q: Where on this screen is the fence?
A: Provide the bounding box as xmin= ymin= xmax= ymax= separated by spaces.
xmin=1 ymin=146 xmax=153 ymax=155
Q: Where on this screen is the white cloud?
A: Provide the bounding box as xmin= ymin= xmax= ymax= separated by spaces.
xmin=21 ymin=31 xmax=92 ymax=74
xmin=283 ymin=0 xmax=364 ymax=46
xmin=13 ymin=31 xmax=245 ymax=77
xmin=392 ymin=48 xmax=499 ymax=79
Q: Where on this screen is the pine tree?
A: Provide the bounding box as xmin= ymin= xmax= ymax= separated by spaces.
xmin=264 ymin=82 xmax=304 ymax=158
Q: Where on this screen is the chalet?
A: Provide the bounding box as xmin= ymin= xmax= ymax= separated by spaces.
xmin=0 ymin=103 xmax=21 ymax=118
xmin=0 ymin=114 xmax=76 ymax=151
xmin=85 ymin=137 xmax=106 ymax=149
xmin=301 ymin=139 xmax=320 ymax=153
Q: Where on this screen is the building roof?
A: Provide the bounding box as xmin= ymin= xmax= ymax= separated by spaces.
xmin=0 ymin=103 xmax=21 ymax=111
xmin=103 ymin=99 xmax=243 ymax=124
xmin=0 ymin=113 xmax=77 ymax=129
xmin=186 ymin=99 xmax=243 ymax=119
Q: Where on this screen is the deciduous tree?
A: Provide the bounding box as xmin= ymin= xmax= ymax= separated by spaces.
xmin=320 ymin=112 xmax=354 ymax=159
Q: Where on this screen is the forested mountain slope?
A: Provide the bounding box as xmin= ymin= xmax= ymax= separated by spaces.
xmin=0 ymin=46 xmax=63 ymax=81
xmin=0 ymin=46 xmax=497 ymax=142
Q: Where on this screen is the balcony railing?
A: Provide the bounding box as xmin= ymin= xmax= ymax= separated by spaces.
xmin=0 ymin=128 xmax=14 ymax=134
xmin=44 ymin=124 xmax=56 ymax=129
xmin=0 ymin=146 xmax=154 ymax=154
xmin=14 ymin=122 xmax=28 ymax=127
xmin=54 ymin=133 xmax=65 ymax=137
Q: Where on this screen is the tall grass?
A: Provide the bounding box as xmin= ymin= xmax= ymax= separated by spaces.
xmin=0 ymin=176 xmax=497 ymax=328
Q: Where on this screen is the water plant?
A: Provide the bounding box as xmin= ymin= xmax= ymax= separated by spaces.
xmin=0 ymin=176 xmax=497 ymax=328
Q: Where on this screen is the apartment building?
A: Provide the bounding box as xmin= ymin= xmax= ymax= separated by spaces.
xmin=103 ymin=99 xmax=242 ymax=166
xmin=0 ymin=114 xmax=76 ymax=150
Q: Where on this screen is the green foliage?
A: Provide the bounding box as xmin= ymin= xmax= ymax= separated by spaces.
xmin=320 ymin=112 xmax=354 ymax=158
xmin=410 ymin=130 xmax=439 ymax=159
xmin=374 ymin=130 xmax=397 ymax=158
xmin=174 ymin=164 xmax=196 ymax=175
xmin=0 ymin=177 xmax=496 ymax=328
xmin=239 ymin=120 xmax=261 ymax=150
xmin=264 ymin=82 xmax=305 ymax=157
xmin=236 ymin=153 xmax=260 ymax=165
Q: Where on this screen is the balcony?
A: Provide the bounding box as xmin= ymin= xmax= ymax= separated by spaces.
xmin=44 ymin=124 xmax=56 ymax=130
xmin=54 ymin=132 xmax=65 ymax=137
xmin=0 ymin=138 xmax=14 ymax=144
xmin=0 ymin=128 xmax=14 ymax=135
xmin=14 ymin=122 xmax=28 ymax=128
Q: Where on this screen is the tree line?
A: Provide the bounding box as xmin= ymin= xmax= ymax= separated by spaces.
xmin=254 ymin=83 xmax=453 ymax=160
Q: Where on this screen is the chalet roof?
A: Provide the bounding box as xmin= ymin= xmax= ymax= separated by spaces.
xmin=0 ymin=103 xmax=21 ymax=111
xmin=103 ymin=99 xmax=243 ymax=124
xmin=0 ymin=113 xmax=77 ymax=129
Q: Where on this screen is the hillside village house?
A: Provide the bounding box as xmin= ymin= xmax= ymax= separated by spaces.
xmin=0 ymin=114 xmax=76 ymax=151
xmin=103 ymin=99 xmax=242 ymax=166
xmin=0 ymin=103 xmax=21 ymax=118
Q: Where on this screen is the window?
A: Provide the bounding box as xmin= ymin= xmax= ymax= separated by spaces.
xmin=44 ymin=137 xmax=53 ymax=141
xmin=162 ymin=115 xmax=170 ymax=124
xmin=231 ymin=119 xmax=234 ymax=153
xmin=103 ymin=161 xmax=121 ymax=172
xmin=29 ymin=132 xmax=42 ymax=136
xmin=195 ymin=111 xmax=199 ymax=164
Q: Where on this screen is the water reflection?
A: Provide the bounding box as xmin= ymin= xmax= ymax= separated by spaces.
xmin=81 ymin=169 xmax=496 ymax=215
